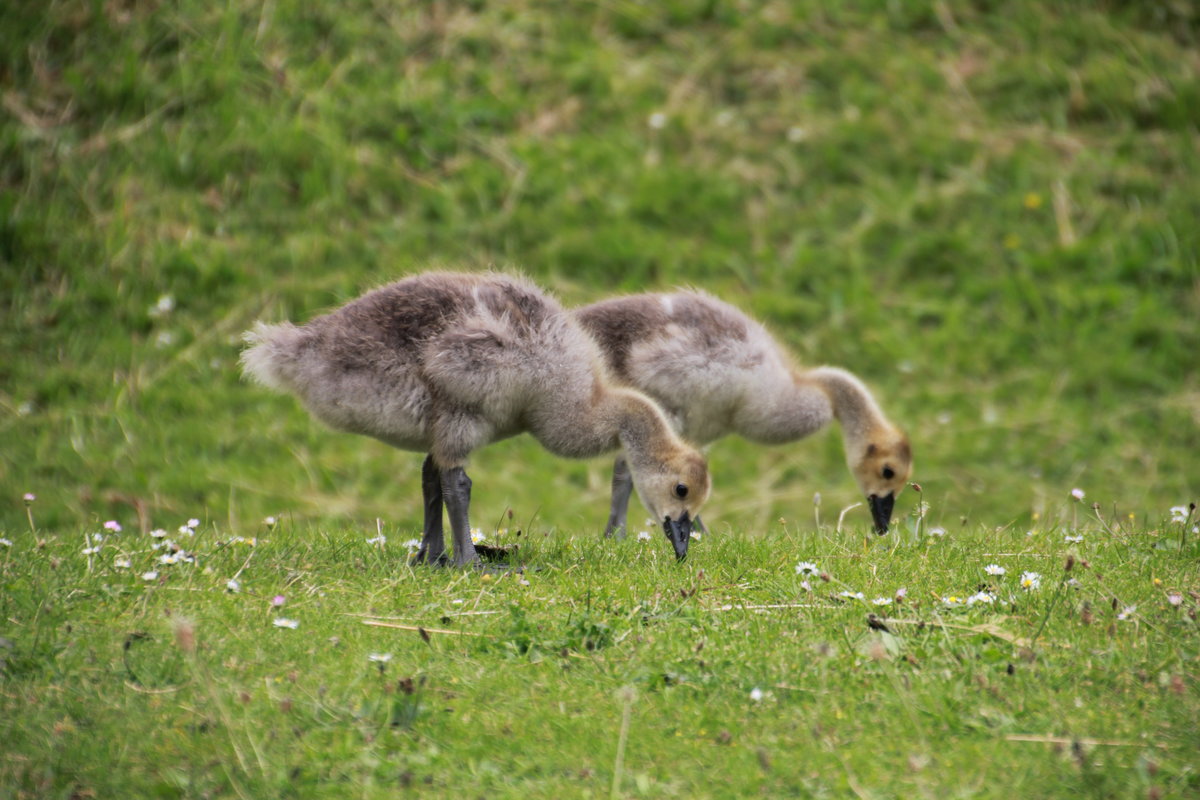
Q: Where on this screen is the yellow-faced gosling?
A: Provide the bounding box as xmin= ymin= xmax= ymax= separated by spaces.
xmin=575 ymin=290 xmax=911 ymax=536
xmin=241 ymin=272 xmax=710 ymax=565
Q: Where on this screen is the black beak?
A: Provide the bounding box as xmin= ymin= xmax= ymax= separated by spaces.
xmin=663 ymin=512 xmax=693 ymax=560
xmin=868 ymin=493 xmax=895 ymax=535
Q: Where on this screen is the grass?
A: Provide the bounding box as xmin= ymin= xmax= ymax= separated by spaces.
xmin=1 ymin=516 xmax=1198 ymax=798
xmin=1 ymin=0 xmax=1198 ymax=796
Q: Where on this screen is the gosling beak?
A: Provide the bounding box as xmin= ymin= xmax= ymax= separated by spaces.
xmin=663 ymin=512 xmax=693 ymax=561
xmin=867 ymin=493 xmax=895 ymax=535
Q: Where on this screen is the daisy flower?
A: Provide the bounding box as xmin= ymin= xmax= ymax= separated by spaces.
xmin=839 ymin=591 xmax=865 ymax=601
xmin=690 ymin=531 xmax=702 ymax=541
xmin=23 ymin=493 xmax=35 ymax=504
xmin=942 ymin=595 xmax=965 ymax=607
xmin=966 ymin=591 xmax=995 ymax=606
xmin=1070 ymin=488 xmax=1085 ymax=501
xmin=928 ymin=526 xmax=946 ymax=537
xmin=114 ymin=557 xmax=132 ymax=569
xmin=872 ymin=597 xmax=893 ymax=606
xmin=150 ymin=529 xmax=168 ymax=539
xmin=470 ymin=528 xmax=486 ymax=544
xmin=1064 ymin=534 xmax=1083 ymax=543
xmin=103 ymin=520 xmax=122 ymax=532
xmin=984 ymin=564 xmax=1006 ymax=576
xmin=1020 ymin=571 xmax=1042 ymax=591
xmin=1167 ymin=593 xmax=1183 ymax=607
xmin=0 ymin=538 xmax=12 ymax=547
xmin=1116 ymin=606 xmax=1136 ymax=621
xmin=1169 ymin=506 xmax=1191 ymax=524
xmin=82 ymin=545 xmax=101 ymax=555
xmin=141 ymin=571 xmax=159 ymax=581
xmin=273 ymin=618 xmax=300 ymax=629
xmin=795 ymin=561 xmax=819 ymax=576
xmin=636 ymin=531 xmax=651 ymax=542
xmin=366 ymin=534 xmax=387 ymax=546
xmin=367 ymin=652 xmax=393 ymax=663
xmin=226 ymin=578 xmax=241 ymax=592
xmin=749 ymin=687 xmax=764 ymax=702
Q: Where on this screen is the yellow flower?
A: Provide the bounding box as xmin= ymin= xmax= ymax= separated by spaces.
xmin=1023 ymin=192 xmax=1043 ymax=209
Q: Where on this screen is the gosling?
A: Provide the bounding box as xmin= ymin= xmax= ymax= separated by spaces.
xmin=241 ymin=272 xmax=710 ymax=565
xmin=575 ymin=291 xmax=911 ymax=536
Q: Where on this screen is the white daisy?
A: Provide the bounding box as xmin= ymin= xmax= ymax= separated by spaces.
xmin=984 ymin=564 xmax=1006 ymax=576
xmin=273 ymin=618 xmax=300 ymax=629
xmin=795 ymin=561 xmax=819 ymax=576
xmin=966 ymin=591 xmax=995 ymax=606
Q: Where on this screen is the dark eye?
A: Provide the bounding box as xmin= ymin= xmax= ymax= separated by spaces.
xmin=674 ymin=483 xmax=689 ymax=499
xmin=882 ymin=466 xmax=895 ymax=480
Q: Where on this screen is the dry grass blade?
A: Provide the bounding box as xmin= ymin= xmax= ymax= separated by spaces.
xmin=362 ymin=619 xmax=483 ymax=637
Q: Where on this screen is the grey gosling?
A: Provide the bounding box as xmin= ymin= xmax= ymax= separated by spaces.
xmin=241 ymin=272 xmax=711 ymax=565
xmin=576 ymin=291 xmax=912 ymax=536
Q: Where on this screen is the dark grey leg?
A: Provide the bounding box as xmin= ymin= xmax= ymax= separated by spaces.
xmin=693 ymin=515 xmax=708 ymax=534
xmin=441 ymin=466 xmax=479 ymax=567
xmin=603 ymin=455 xmax=634 ymax=538
xmin=414 ymin=454 xmax=447 ymax=565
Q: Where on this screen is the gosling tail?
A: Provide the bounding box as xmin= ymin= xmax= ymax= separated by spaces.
xmin=240 ymin=321 xmax=305 ymax=392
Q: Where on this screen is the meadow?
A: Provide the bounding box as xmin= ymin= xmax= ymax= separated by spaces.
xmin=2 ymin=1 xmax=1198 ymax=797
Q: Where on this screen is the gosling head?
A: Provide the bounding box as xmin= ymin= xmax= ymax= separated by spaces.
xmin=629 ymin=449 xmax=710 ymax=560
xmin=849 ymin=429 xmax=913 ymax=535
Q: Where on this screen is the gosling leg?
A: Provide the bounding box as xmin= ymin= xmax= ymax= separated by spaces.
xmin=441 ymin=466 xmax=480 ymax=567
xmin=603 ymin=455 xmax=634 ymax=538
xmin=413 ymin=454 xmax=447 ymax=565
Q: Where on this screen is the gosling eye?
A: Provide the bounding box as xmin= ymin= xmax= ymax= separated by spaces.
xmin=882 ymin=466 xmax=895 ymax=480
xmin=674 ymin=483 xmax=689 ymax=499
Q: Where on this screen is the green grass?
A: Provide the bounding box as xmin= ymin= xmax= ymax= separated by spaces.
xmin=1 ymin=519 xmax=1198 ymax=798
xmin=2 ymin=0 xmax=1198 ymax=796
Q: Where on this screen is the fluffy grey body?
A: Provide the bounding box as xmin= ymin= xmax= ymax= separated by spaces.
xmin=575 ymin=291 xmax=912 ymax=536
xmin=242 ymin=272 xmax=710 ymax=565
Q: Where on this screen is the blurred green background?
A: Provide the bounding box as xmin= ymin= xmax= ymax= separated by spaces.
xmin=2 ymin=0 xmax=1197 ymax=537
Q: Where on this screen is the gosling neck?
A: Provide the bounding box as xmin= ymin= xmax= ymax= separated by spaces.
xmin=802 ymin=366 xmax=889 ymax=442
xmin=604 ymin=387 xmax=683 ymax=468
